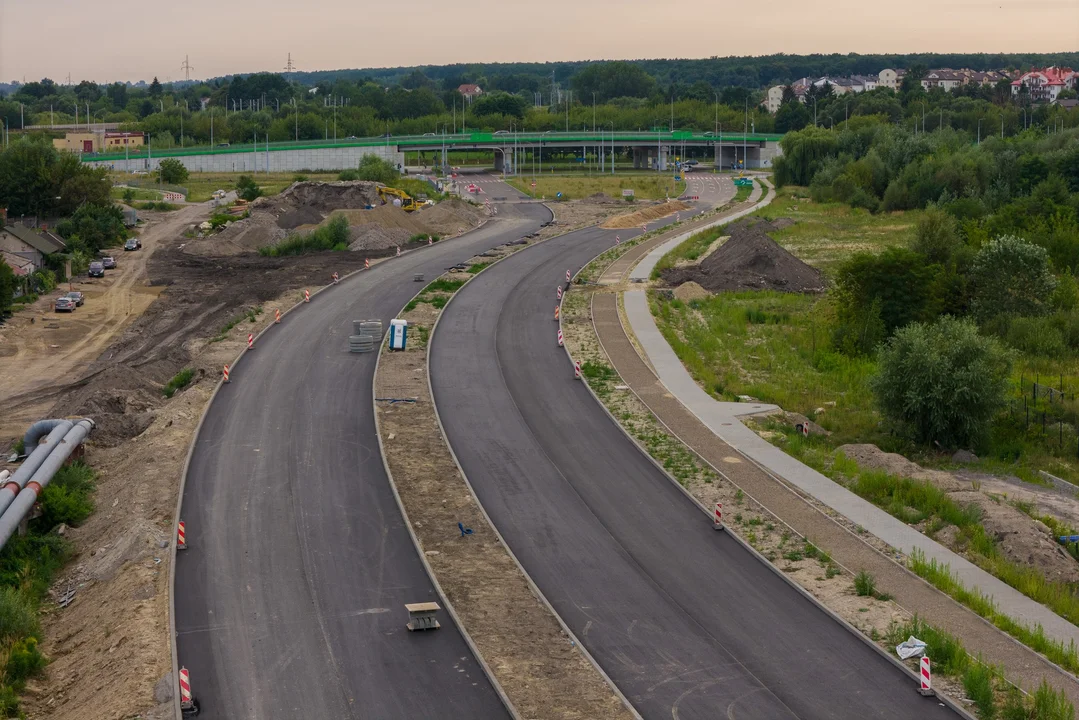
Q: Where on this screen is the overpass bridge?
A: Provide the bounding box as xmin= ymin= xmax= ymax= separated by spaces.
xmin=79 ymin=130 xmax=783 ymax=174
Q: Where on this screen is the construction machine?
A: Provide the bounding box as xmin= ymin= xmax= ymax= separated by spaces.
xmin=377 ymin=186 xmax=420 ymax=212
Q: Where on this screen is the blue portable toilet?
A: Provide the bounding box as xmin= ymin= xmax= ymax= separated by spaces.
xmin=389 ymin=319 xmax=408 ymax=351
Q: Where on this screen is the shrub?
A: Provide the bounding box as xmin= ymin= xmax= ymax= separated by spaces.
xmin=236 ymin=175 xmax=262 ymax=202
xmin=338 ymin=169 xmax=359 ymax=181
xmin=259 ymin=215 xmax=350 ymax=257
xmin=854 ymin=570 xmax=876 ymax=597
xmin=0 ymin=588 xmax=38 ymax=645
xmin=912 ymin=207 xmax=960 ymax=265
xmin=4 ymin=637 xmax=46 ymax=688
xmin=871 ymin=316 xmax=1012 ymax=448
xmin=163 ymin=368 xmax=195 ymax=398
xmin=157 ymin=158 xmax=189 ymax=185
xmin=122 ymin=188 xmax=136 ymax=205
xmin=832 ymin=248 xmax=938 ymax=338
xmin=354 ymin=155 xmax=399 ymax=184
xmin=1032 ymin=679 xmax=1075 ymax=720
xmin=971 ymin=235 xmax=1057 ymax=320
xmin=36 ymin=461 xmax=96 ymax=529
xmin=962 ymin=662 xmax=996 ymax=719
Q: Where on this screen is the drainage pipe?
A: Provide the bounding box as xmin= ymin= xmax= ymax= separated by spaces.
xmin=0 ymin=420 xmax=73 ymax=518
xmin=0 ymin=419 xmax=94 ymax=552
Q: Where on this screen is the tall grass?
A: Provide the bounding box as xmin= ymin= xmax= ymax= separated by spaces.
xmin=163 ymin=368 xmax=195 ymax=398
xmin=259 ymin=215 xmax=351 ymax=257
xmin=963 ymin=662 xmax=997 ymax=719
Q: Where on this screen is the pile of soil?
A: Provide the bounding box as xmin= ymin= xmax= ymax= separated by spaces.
xmin=276 ymin=205 xmax=324 ymax=230
xmin=601 ymin=200 xmax=691 ymax=229
xmin=348 ymin=224 xmax=411 ymax=251
xmin=59 ymin=365 xmax=164 ymax=448
xmin=673 ymin=281 xmax=711 ymax=302
xmin=662 ymin=219 xmax=825 ymax=293
xmin=269 ymin=180 xmax=382 ymax=214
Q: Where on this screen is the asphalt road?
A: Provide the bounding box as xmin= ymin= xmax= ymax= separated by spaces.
xmin=429 ymin=227 xmax=958 ymax=719
xmin=174 ymin=200 xmax=550 ymax=719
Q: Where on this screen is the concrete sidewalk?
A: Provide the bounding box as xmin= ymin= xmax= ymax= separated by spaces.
xmin=620 ymin=276 xmax=1079 ymax=648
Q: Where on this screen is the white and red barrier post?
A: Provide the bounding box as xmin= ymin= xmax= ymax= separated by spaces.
xmin=428 ymin=236 xmax=433 ymax=245
xmin=179 ymin=666 xmax=196 ymax=713
xmin=918 ymin=656 xmax=933 ymax=696
xmin=615 ymin=235 xmax=621 ymax=244
xmin=332 ymin=272 xmax=339 ymax=285
xmin=304 ymin=289 xmax=310 ymax=303
xmin=557 ymin=329 xmax=563 ymax=347
xmin=574 ymin=361 xmax=581 ymax=379
xmin=177 ymin=520 xmax=187 ymax=550
xmin=365 ymin=258 xmax=370 ymax=270
xmin=714 ymin=503 xmax=724 ymax=530
xmin=396 ymin=246 xmax=402 ymax=257
xmin=566 ymin=269 xmax=571 ymax=283
xmin=556 ymin=286 xmax=562 ymax=300
xmin=554 ymin=306 xmax=560 ymax=322
xmin=274 ymin=308 xmax=281 ymax=324
xmin=223 ymin=365 xmax=230 ymax=384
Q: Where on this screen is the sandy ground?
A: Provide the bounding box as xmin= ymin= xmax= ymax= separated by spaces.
xmin=377 ymin=282 xmax=632 ymax=719
xmin=600 ymin=200 xmax=691 ymax=229
xmin=0 ymin=206 xmax=206 ymax=440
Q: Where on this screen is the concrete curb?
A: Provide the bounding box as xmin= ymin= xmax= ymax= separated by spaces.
xmin=166 ymin=220 xmax=488 ymax=720
xmin=423 ymin=215 xmax=646 ymax=720
xmin=561 ymin=242 xmax=977 ymax=720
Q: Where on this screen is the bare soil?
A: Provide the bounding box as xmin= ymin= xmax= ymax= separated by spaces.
xmin=600 ymin=200 xmax=691 ymax=229
xmin=662 ymin=218 xmax=826 ymax=293
xmin=376 ymin=256 xmax=633 ymax=720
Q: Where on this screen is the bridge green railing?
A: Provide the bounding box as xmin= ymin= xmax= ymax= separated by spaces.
xmin=80 ymin=130 xmax=784 ymax=163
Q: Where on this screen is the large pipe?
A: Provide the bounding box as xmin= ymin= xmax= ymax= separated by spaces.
xmin=0 ymin=421 xmax=73 ymax=518
xmin=0 ymin=419 xmax=94 ymax=551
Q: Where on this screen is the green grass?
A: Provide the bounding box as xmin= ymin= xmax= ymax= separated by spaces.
xmin=650 ymin=185 xmax=755 ymax=278
xmin=137 ymin=201 xmax=181 ymax=211
xmin=163 ymin=368 xmax=195 ymax=398
xmin=151 ymin=171 xmax=340 ymax=203
xmin=467 ymin=261 xmax=492 ymax=274
xmin=404 ymin=277 xmax=467 ymax=312
xmin=506 ymin=173 xmax=685 ymax=201
xmin=854 ymin=570 xmax=876 ymax=597
xmin=963 ymin=662 xmax=997 ymax=719
xmin=259 ymin=215 xmax=350 ymax=257
xmin=110 ymin=186 xmax=161 ymax=202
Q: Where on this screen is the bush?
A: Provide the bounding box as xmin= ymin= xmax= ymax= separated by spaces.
xmin=35 ymin=461 xmax=96 ymax=529
xmin=0 ymin=588 xmax=38 ymax=645
xmin=853 ymin=570 xmax=876 ymax=597
xmin=4 ymin=637 xmax=46 ymax=688
xmin=236 ymin=175 xmax=262 ymax=202
xmin=122 ymin=188 xmax=135 ymax=205
xmin=354 ymin=155 xmax=399 ymax=184
xmin=871 ymin=316 xmax=1012 ymax=448
xmin=337 ymin=169 xmax=359 ymax=181
xmin=962 ymin=662 xmax=996 ymax=719
xmin=971 ymin=235 xmax=1057 ymax=321
xmin=259 ymin=215 xmax=350 ymax=257
xmin=912 ymin=207 xmax=960 ymax=265
xmin=157 ymin=158 xmax=189 ymax=185
xmin=163 ymin=368 xmax=195 ymax=398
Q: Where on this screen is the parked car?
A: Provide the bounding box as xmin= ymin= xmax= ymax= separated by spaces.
xmin=54 ymin=296 xmax=76 ymax=313
xmin=88 ymin=262 xmax=105 ymax=278
xmin=494 ymin=130 xmax=509 ymax=134
xmin=124 ymin=238 xmax=141 ymax=251
xmin=102 ymin=256 xmax=117 ymax=270
xmin=65 ymin=291 xmax=84 ymax=307
xmin=217 ymin=143 xmax=230 ymax=147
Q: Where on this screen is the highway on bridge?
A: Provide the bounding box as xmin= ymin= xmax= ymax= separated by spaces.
xmin=428 ymin=223 xmax=958 ymax=719
xmin=173 ymin=181 xmax=548 ymax=719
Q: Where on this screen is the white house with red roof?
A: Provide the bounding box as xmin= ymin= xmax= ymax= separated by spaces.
xmin=1012 ymin=67 xmax=1078 ymax=103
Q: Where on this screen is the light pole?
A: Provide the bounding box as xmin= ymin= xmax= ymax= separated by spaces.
xmin=608 ymin=121 xmax=615 ymax=175
xmin=591 ymin=92 xmax=596 ymax=132
xmin=1000 ymin=112 xmax=1004 ymax=139
xmin=812 ymin=96 xmax=818 ymax=126
xmin=919 ymin=101 xmax=926 ymax=134
xmin=977 ymin=118 xmax=983 ymax=145
xmin=714 ymin=92 xmax=720 ymax=136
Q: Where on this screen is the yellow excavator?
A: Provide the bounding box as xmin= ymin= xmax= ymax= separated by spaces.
xmin=377 ymin=186 xmax=420 ymax=212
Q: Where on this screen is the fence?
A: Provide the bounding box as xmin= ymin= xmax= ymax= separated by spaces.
xmin=1008 ymin=373 xmax=1079 ymax=458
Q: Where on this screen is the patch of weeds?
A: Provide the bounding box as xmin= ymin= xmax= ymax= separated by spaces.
xmin=163 ymin=368 xmax=195 ymax=398
xmin=825 ymin=564 xmax=841 ymax=579
xmin=854 ymin=570 xmax=876 ymax=597
xmin=783 ymin=550 xmax=804 ymax=562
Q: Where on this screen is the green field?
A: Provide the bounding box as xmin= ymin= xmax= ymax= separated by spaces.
xmin=506 ymin=173 xmax=684 ymax=201
xmin=180 ymin=171 xmax=341 ymax=202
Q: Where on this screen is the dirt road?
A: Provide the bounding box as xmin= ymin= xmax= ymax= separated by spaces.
xmin=0 ymin=205 xmax=208 ymax=440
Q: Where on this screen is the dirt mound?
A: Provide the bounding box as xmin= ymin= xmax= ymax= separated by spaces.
xmin=837 ymin=444 xmax=964 ymax=491
xmin=276 ymin=205 xmax=324 ymax=230
xmin=769 ymin=217 xmax=796 ymax=231
xmin=601 ymin=201 xmax=691 ymax=229
xmin=673 ymin=281 xmax=711 ymax=302
xmin=348 ymin=224 xmax=411 ymax=252
xmin=270 ymin=180 xmax=381 ymax=214
xmin=661 ymin=219 xmax=825 ymax=293
xmin=55 ymin=364 xmax=165 ymax=447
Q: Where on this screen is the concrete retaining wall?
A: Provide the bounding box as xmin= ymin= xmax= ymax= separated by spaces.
xmin=85 ymin=145 xmax=405 ymax=174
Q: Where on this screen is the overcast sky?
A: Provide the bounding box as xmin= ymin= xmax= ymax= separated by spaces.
xmin=1 ymin=0 xmax=1077 ymax=84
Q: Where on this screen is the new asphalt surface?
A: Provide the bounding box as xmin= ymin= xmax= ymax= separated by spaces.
xmin=173 ymin=197 xmax=549 ymax=719
xmin=429 ymin=226 xmax=958 ymax=719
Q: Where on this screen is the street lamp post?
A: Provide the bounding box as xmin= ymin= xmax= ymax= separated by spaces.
xmin=919 ymin=101 xmax=926 ymax=134
xmin=609 ymin=121 xmax=615 ymax=175
xmin=977 ymin=118 xmax=983 ymax=145
xmin=1001 ymin=113 xmax=1005 ymax=139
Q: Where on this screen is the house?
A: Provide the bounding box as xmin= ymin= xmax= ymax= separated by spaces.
xmin=766 ymin=85 xmax=785 ymax=113
xmin=53 ymin=131 xmax=144 ymax=154
xmin=102 ymin=132 xmax=144 ymax=151
xmin=966 ymin=70 xmax=1010 ymax=86
xmin=1052 ymin=98 xmax=1079 ymax=111
xmin=0 ymin=223 xmax=66 ymax=272
xmin=0 ymin=250 xmax=35 ymax=277
xmin=851 ymin=75 xmax=878 ymax=92
xmin=878 ymin=68 xmax=906 ymax=91
xmin=1012 ymin=67 xmax=1079 ymax=103
xmin=457 ymin=84 xmax=482 ymax=102
xmin=922 ymin=69 xmax=966 ymax=91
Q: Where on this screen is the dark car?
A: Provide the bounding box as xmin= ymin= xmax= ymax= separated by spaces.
xmin=124 ymin=238 xmax=141 ymax=251
xmin=102 ymin=256 xmax=117 ymax=270
xmin=54 ymin=296 xmax=76 ymax=313
xmin=88 ymin=262 xmax=105 ymax=278
xmin=65 ymin=291 xmax=84 ymax=307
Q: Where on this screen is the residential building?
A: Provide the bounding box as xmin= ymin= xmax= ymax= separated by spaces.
xmin=1 ymin=250 xmax=35 ymax=277
xmin=1012 ymin=67 xmax=1079 ymax=103
xmin=878 ymin=68 xmax=905 ymax=91
xmin=966 ymin=70 xmax=1010 ymax=86
xmin=851 ymin=75 xmax=878 ymax=92
xmin=766 ymin=85 xmax=785 ymax=113
xmin=53 ymin=131 xmax=144 ymax=153
xmin=1052 ymin=98 xmax=1079 ymax=111
xmin=457 ymin=84 xmax=483 ymax=103
xmin=922 ymin=69 xmax=966 ymax=91
xmin=0 ymin=223 xmax=65 ymax=272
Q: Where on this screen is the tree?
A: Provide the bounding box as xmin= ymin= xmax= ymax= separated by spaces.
xmin=832 ymin=247 xmax=939 ymax=339
xmin=157 ymin=158 xmax=189 ymax=185
xmin=781 ymin=85 xmax=797 ymax=104
xmin=0 ymin=261 xmax=15 ymax=316
xmin=971 ymin=235 xmax=1057 ymax=320
xmin=871 ymin=316 xmax=1011 ymax=448
xmin=774 ymin=101 xmax=810 ymax=133
xmin=911 ymin=207 xmax=960 ymax=265
xmin=773 ymin=125 xmax=839 ymax=186
xmin=471 ymin=92 xmax=527 ymax=119
xmin=236 ymin=175 xmax=262 ymax=202
xmin=354 ymin=154 xmax=399 ymax=184
xmin=55 ymin=203 xmax=126 ymax=253
xmin=570 ymin=61 xmax=657 ymax=103
xmin=149 ymin=77 xmax=162 ymax=97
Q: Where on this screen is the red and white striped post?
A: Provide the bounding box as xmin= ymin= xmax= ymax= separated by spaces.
xmin=554 ymin=306 xmax=560 ymax=322
xmin=304 ymin=289 xmax=310 ymax=303
xmin=332 ymin=272 xmax=339 ymax=285
xmin=222 ymin=364 xmax=230 ymax=384
xmin=918 ymin=656 xmax=933 ymax=696
xmin=365 ymin=258 xmax=370 ymax=270
xmin=396 ymin=246 xmax=402 ymax=257
xmin=556 ymin=286 xmax=562 ymax=300
xmin=274 ymin=308 xmax=281 ymax=324
xmin=179 ymin=666 xmax=195 ymax=712
xmin=557 ymin=329 xmax=563 ymax=347
xmin=427 ymin=236 xmax=433 ymax=245
xmin=615 ymin=235 xmax=621 ymax=244
xmin=247 ymin=333 xmax=254 ymax=350
xmin=566 ymin=269 xmax=571 ymax=283
xmin=713 ymin=503 xmax=724 ymax=530
xmin=177 ymin=520 xmax=187 ymax=550
xmin=574 ymin=361 xmax=581 ymax=379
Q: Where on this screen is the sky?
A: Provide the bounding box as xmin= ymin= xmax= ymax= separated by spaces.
xmin=1 ymin=0 xmax=1077 ymax=84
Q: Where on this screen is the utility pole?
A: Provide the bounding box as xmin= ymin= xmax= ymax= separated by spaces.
xmin=211 ymin=107 xmax=214 ymax=147
xmin=181 ymin=55 xmax=194 ymax=81
xmin=284 ymin=53 xmax=297 ymax=77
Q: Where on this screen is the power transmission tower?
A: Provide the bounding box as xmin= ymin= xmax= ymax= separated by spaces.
xmin=181 ymin=55 xmax=194 ymax=81
xmin=284 ymin=53 xmax=297 ymax=78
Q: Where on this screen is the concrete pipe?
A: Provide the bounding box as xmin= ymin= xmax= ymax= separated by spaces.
xmin=0 ymin=421 xmax=73 ymax=518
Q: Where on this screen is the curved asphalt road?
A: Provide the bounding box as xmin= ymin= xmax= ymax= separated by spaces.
xmin=174 ymin=199 xmax=550 ymax=719
xmin=429 ymin=227 xmax=957 ymax=719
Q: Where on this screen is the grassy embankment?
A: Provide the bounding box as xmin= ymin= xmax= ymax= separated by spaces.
xmin=506 ymin=174 xmax=684 ymax=201
xmin=650 ymin=190 xmax=1079 ymax=666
